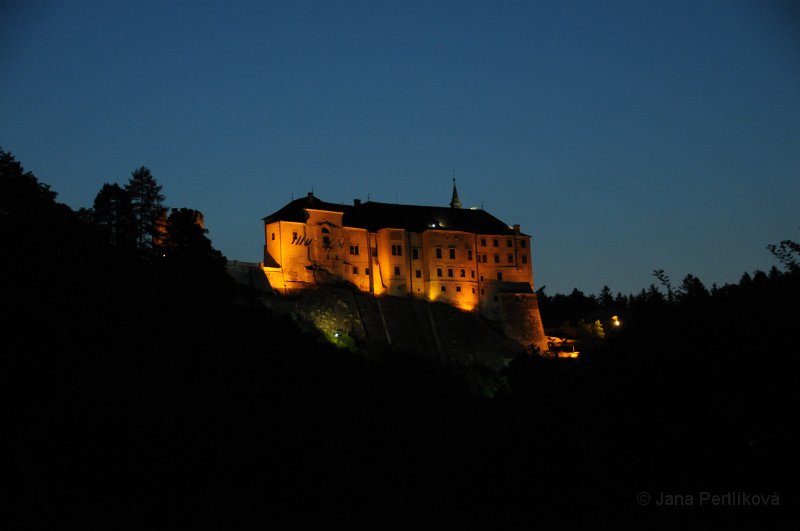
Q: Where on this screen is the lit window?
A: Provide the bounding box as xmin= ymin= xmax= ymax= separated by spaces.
xmin=435 ymin=247 xmax=442 ymax=259
xmin=449 ymin=248 xmax=455 ymax=259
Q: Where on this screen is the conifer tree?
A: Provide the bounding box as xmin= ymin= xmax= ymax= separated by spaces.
xmin=125 ymin=166 xmax=164 ymax=254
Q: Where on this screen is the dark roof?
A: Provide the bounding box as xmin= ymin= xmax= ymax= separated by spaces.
xmin=263 ymin=194 xmax=523 ymax=236
xmin=262 ymin=194 xmax=353 ymax=224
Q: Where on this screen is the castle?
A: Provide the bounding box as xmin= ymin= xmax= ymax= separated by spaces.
xmin=261 ymin=181 xmax=548 ymax=352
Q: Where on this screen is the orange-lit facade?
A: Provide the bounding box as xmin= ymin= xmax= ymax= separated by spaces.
xmin=262 ymin=186 xmax=542 ymax=324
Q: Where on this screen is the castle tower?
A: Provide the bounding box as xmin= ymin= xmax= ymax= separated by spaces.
xmin=450 ymin=177 xmax=462 ymax=209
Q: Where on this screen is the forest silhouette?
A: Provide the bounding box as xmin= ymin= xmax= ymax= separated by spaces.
xmin=1 ymin=148 xmax=796 ymax=528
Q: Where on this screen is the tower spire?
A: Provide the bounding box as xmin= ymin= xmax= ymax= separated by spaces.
xmin=450 ymin=173 xmax=462 ymax=209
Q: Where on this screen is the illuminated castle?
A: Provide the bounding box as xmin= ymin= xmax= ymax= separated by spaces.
xmin=261 ymin=181 xmax=548 ymax=351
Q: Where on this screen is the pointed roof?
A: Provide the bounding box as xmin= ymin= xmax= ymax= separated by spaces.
xmin=450 ymin=178 xmax=462 ymax=209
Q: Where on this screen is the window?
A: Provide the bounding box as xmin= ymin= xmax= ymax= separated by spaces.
xmin=435 ymin=247 xmax=442 ymax=259
xmin=481 ymin=288 xmax=485 ymax=295
xmin=321 ymin=227 xmax=330 ymax=234
xmin=467 ymin=249 xmax=473 ymax=261
xmin=394 ymin=266 xmax=401 ymax=276
xmin=441 ymin=285 xmax=447 ymax=292
xmin=412 ymin=248 xmax=419 ymax=260
xmin=471 ymin=270 xmax=475 ymax=278
xmin=497 ymin=272 xmax=503 ymax=281
xmin=292 ymin=231 xmax=298 ymax=241
xmin=506 ymin=239 xmax=512 ymax=247
xmin=456 ymin=286 xmax=462 ymax=292
xmin=508 ymin=254 xmax=514 ymax=263
xmin=391 ymin=244 xmax=403 ymax=256
xmin=493 ymin=239 xmax=499 ymax=247
xmin=520 ymin=240 xmax=527 ymax=248
xmin=271 ymin=232 xmax=275 ymax=241
xmin=521 ymin=254 xmax=527 ymax=264
xmin=471 ymin=287 xmax=475 ymax=294
xmin=447 ymin=268 xmax=453 ymax=277
xmin=480 ymin=238 xmax=486 ymax=246
xmin=480 ymin=275 xmax=484 ymax=282
xmin=460 ymin=269 xmax=465 ymax=277
xmin=349 ymin=245 xmax=359 ymax=255
xmin=494 ymin=254 xmax=500 ymax=263
xmin=415 ymin=270 xmax=422 ymax=278
xmin=449 ymin=248 xmax=455 ymax=259
xmin=352 ymin=266 xmax=358 ymax=274
xmin=437 ymin=268 xmax=443 ymax=277
xmin=371 ymin=247 xmax=377 ymax=257
xmin=365 ymin=267 xmax=370 ymax=275
xmin=323 ymin=236 xmax=330 ymax=246
xmin=481 ymin=254 xmax=488 ymax=263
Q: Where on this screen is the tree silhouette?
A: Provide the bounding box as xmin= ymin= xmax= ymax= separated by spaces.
xmin=162 ymin=208 xmax=224 ymax=265
xmin=0 ymin=147 xmax=57 ymax=213
xmin=767 ymin=238 xmax=800 ymax=274
xmin=92 ymin=183 xmax=135 ymax=249
xmin=125 ymin=166 xmax=164 ymax=254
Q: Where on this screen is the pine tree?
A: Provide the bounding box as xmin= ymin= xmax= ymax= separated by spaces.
xmin=125 ymin=166 xmax=165 ymax=254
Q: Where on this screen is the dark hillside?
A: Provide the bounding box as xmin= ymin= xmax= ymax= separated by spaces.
xmin=2 ymin=150 xmax=795 ymax=528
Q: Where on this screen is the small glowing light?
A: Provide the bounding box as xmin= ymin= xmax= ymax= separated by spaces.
xmin=612 ymin=315 xmax=621 ymax=327
xmin=334 ymin=332 xmax=340 ymax=338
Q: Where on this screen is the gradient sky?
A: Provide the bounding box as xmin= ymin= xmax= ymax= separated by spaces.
xmin=2 ymin=0 xmax=799 ymax=295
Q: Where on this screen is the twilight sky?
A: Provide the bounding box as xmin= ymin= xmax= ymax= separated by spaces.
xmin=2 ymin=0 xmax=799 ymax=295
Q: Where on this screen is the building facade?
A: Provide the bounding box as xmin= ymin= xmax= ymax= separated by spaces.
xmin=261 ymin=183 xmax=547 ymax=351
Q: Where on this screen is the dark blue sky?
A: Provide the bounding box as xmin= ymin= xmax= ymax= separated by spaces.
xmin=2 ymin=0 xmax=799 ymax=295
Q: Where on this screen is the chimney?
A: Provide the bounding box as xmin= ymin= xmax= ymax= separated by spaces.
xmin=513 ymin=224 xmax=520 ymax=234
xmin=354 ymin=198 xmax=361 ymax=207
